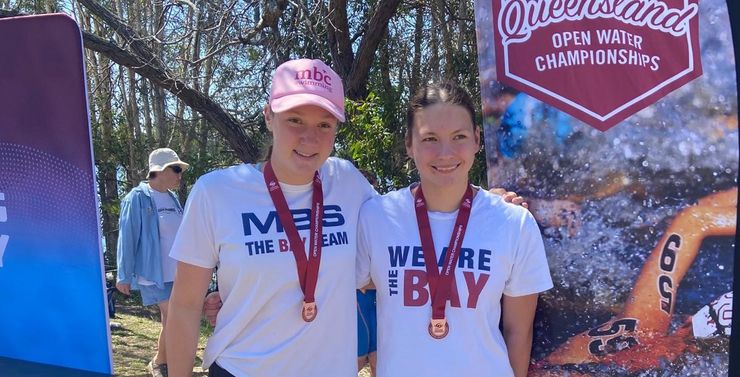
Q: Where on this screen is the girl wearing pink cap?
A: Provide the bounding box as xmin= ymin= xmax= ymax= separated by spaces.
xmin=166 ymin=58 xmax=376 ymax=377
xmin=166 ymin=59 xmax=525 ymax=377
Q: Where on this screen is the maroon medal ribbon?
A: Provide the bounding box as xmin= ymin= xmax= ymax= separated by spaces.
xmin=413 ymin=184 xmax=474 ymax=339
xmin=264 ymin=161 xmax=323 ymax=322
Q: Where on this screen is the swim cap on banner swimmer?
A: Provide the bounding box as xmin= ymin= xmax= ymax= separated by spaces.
xmin=692 ymin=291 xmax=733 ymax=338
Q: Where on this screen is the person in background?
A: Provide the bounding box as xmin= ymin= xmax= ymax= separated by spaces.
xmin=116 ymin=148 xmax=189 ymax=377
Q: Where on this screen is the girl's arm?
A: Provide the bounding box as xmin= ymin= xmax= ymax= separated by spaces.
xmin=166 ymin=262 xmax=213 ymax=377
xmin=502 ymin=293 xmax=539 ymax=377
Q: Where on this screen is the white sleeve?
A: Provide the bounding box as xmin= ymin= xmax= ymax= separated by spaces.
xmin=350 ymin=162 xmax=379 ymax=203
xmin=503 ymin=212 xmax=553 ymax=296
xmin=170 ymin=178 xmax=219 ymax=268
xmin=355 ymin=206 xmax=372 ymax=289
xmin=361 ymin=179 xmax=379 ymax=203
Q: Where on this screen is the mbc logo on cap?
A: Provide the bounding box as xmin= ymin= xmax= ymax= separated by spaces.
xmin=269 ymin=59 xmax=345 ymax=121
xmin=491 ymin=0 xmax=702 ymax=131
xmin=295 ymin=66 xmax=334 ymax=91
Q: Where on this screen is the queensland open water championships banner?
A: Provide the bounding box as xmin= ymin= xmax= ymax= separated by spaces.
xmin=476 ymin=0 xmax=737 ymax=375
xmin=0 ymin=14 xmax=112 ymax=374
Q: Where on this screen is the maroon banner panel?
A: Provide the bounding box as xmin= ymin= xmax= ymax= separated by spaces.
xmin=491 ymin=0 xmax=703 ymax=131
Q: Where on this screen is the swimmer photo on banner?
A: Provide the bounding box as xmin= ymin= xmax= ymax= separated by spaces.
xmin=0 ymin=14 xmax=112 ymax=375
xmin=475 ymin=0 xmax=737 ymax=376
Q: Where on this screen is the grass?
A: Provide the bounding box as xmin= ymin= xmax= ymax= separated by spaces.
xmin=110 ymin=293 xmax=372 ymax=377
xmin=110 ymin=294 xmax=209 ymax=377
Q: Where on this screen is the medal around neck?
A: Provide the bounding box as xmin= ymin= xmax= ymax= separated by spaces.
xmin=428 ymin=318 xmax=449 ymax=339
xmin=263 ymin=162 xmax=324 ymax=324
xmin=302 ymin=301 xmax=318 ymax=322
xmin=413 ymin=184 xmax=473 ymax=340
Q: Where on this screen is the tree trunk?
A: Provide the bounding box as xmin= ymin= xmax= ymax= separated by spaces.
xmin=410 ymin=4 xmax=423 ymax=95
xmin=429 ymin=3 xmax=440 ymax=82
xmin=327 ymin=0 xmax=354 ymax=79
xmin=140 ymin=79 xmax=153 ymax=149
xmin=345 ymin=0 xmax=402 ymax=100
xmin=93 ymin=22 xmax=120 ymax=268
xmin=434 ymin=0 xmax=455 ymax=80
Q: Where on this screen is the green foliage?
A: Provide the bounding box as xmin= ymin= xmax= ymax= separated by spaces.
xmin=337 ymin=92 xmax=412 ymax=193
xmin=180 ymin=147 xmax=243 ymax=189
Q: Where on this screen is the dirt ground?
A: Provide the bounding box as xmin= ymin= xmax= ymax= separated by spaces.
xmin=110 ymin=294 xmax=372 ymax=376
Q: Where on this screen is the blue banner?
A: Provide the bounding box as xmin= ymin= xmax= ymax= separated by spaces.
xmin=0 ymin=14 xmax=112 ymax=374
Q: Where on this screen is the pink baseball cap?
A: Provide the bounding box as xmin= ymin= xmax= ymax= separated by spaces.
xmin=269 ymin=59 xmax=345 ymax=122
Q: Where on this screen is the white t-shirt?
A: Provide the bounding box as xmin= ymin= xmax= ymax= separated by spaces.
xmin=356 ymin=187 xmax=553 ymax=377
xmin=152 ymin=188 xmax=181 ymax=283
xmin=138 ymin=187 xmax=182 ymax=285
xmin=170 ymin=157 xmax=375 ymax=377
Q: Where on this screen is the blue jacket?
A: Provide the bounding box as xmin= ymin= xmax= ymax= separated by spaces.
xmin=116 ymin=182 xmax=183 ymax=289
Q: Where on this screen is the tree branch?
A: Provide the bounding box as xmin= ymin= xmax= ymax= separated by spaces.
xmin=327 ymin=0 xmax=354 ymax=79
xmin=79 ymin=1 xmax=261 ymax=162
xmin=346 ymin=0 xmax=402 ymax=99
xmin=0 ymin=9 xmax=22 ymax=17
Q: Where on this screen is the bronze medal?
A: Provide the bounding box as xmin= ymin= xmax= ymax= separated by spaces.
xmin=428 ymin=318 xmax=449 ymax=339
xmin=414 ymin=184 xmax=473 ymax=341
xmin=302 ymin=301 xmax=318 ymax=322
